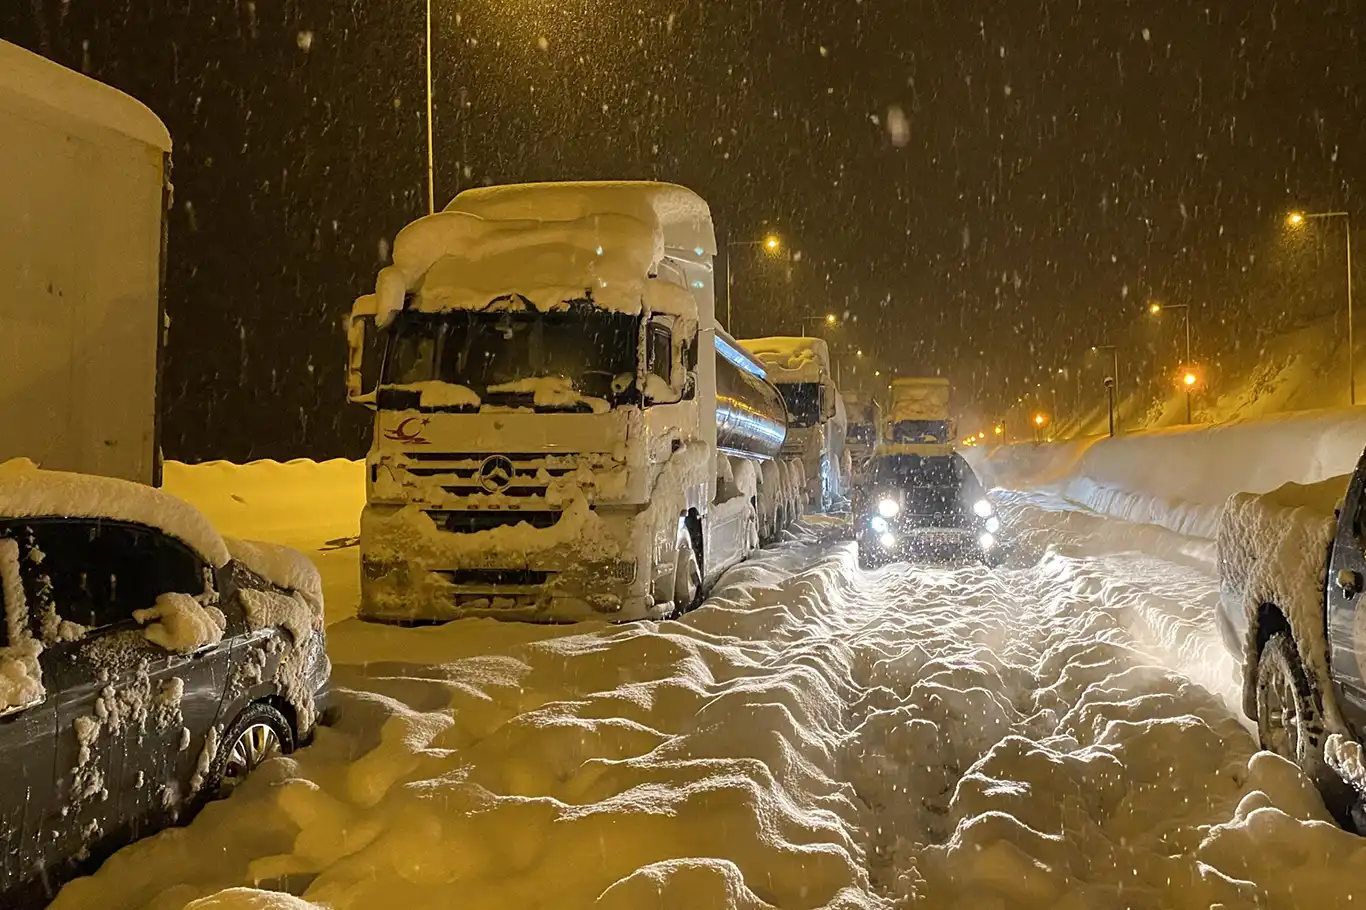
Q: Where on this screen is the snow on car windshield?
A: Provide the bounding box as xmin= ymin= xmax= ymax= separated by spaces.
xmin=381 ymin=307 xmax=640 ymax=409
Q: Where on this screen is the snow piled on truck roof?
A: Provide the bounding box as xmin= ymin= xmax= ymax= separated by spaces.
xmin=0 ymin=39 xmax=171 ymax=152
xmin=369 ymin=181 xmax=713 ymax=326
xmin=0 ymin=459 xmax=230 ymax=566
xmin=738 ymin=336 xmax=831 ymax=382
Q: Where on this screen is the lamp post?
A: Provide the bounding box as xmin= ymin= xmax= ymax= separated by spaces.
xmin=425 ymin=0 xmax=435 ymax=215
xmin=1287 ymin=211 xmax=1355 ymax=405
xmin=723 ymin=235 xmax=782 ymax=333
xmin=1092 ymin=344 xmax=1120 ymax=435
xmin=1148 ymin=301 xmax=1192 ymax=370
xmin=1182 ymin=370 xmax=1198 ymax=424
xmin=799 ymin=313 xmax=838 ymax=337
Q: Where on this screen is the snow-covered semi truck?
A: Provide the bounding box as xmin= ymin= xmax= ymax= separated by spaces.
xmin=346 ymin=181 xmax=805 ymax=623
xmin=739 ymin=337 xmax=850 ymax=512
xmin=842 ymin=388 xmax=881 ymax=480
xmin=0 ymin=40 xmax=172 ymax=486
xmin=886 ymin=377 xmax=953 ymax=448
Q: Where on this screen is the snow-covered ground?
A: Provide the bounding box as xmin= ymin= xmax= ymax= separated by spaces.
xmin=49 ymin=461 xmax=1366 ymax=909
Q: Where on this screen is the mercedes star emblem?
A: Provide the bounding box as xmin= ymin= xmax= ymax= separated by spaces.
xmin=477 ymin=455 xmax=516 ymax=493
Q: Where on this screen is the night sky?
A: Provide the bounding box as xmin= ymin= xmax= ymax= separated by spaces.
xmin=4 ymin=1 xmax=1362 ymax=460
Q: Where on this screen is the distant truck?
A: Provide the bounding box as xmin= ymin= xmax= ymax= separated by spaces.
xmin=346 ymin=181 xmax=806 ymax=624
xmin=886 ymin=378 xmax=953 ymax=448
xmin=739 ymin=336 xmax=849 ymax=512
xmin=842 ymin=388 xmax=881 ymax=479
xmin=0 ymin=40 xmax=173 ymax=486
xmin=1217 ymin=458 xmax=1366 ymax=830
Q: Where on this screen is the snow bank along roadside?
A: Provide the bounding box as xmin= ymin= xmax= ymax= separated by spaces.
xmin=51 ymin=523 xmax=1366 ymax=910
xmin=972 ymin=405 xmax=1366 ymax=541
xmin=163 ymin=459 xmax=365 ymax=624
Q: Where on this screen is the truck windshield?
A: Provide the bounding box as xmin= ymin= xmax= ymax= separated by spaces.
xmin=890 ymin=420 xmax=951 ymax=444
xmin=778 ymin=382 xmax=824 ymax=428
xmin=848 ymin=424 xmax=875 ymax=444
xmin=381 ymin=309 xmax=641 ymax=409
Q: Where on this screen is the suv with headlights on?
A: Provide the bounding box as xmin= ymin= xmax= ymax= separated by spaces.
xmin=854 ymin=449 xmax=1002 ymax=569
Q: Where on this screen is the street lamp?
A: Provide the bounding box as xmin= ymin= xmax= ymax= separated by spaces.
xmin=1147 ymin=301 xmax=1193 ymax=375
xmin=799 ymin=313 xmax=838 ymax=336
xmin=1181 ymin=370 xmax=1199 ymax=424
xmin=723 ymin=234 xmax=785 ymax=332
xmin=1287 ymin=210 xmax=1355 ymax=405
xmin=1091 ymin=344 xmax=1121 ymax=435
xmin=424 ymin=0 xmax=435 ymax=214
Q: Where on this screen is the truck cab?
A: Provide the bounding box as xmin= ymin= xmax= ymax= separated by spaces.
xmin=347 ymin=182 xmax=801 ymax=625
xmin=739 ymin=337 xmax=849 ymax=512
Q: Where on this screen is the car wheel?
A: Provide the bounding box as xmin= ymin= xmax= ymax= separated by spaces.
xmin=1253 ymin=632 xmax=1364 ymax=826
xmin=207 ymin=702 xmax=295 ymax=799
xmin=671 ymin=534 xmax=703 ymax=618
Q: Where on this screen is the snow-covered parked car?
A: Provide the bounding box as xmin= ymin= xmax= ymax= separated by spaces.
xmin=1216 ymin=457 xmax=1366 ymax=830
xmin=0 ymin=460 xmax=331 ymax=906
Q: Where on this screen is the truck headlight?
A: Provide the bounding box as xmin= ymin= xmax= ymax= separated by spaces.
xmin=877 ymin=498 xmax=901 ymax=519
xmin=973 ymin=499 xmax=994 ymax=518
xmin=870 ymin=516 xmax=889 ymax=533
xmin=985 ymin=516 xmax=1001 ymax=534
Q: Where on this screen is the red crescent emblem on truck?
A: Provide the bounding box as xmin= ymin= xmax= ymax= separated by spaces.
xmin=383 ymin=417 xmax=432 ymax=445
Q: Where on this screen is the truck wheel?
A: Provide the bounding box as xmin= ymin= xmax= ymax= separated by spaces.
xmin=671 ymin=534 xmax=702 ymax=617
xmin=205 ymin=702 xmax=295 ymax=800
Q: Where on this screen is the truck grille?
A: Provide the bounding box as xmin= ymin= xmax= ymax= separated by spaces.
xmin=403 ymin=452 xmax=615 ymax=501
xmin=425 ymin=510 xmax=560 ymax=533
xmin=435 ymin=569 xmax=552 ymax=587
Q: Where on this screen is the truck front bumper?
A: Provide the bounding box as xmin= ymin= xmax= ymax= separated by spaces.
xmin=357 ymin=504 xmax=662 ymax=624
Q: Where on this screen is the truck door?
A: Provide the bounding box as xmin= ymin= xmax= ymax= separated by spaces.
xmin=1328 ymin=448 xmax=1366 ymax=737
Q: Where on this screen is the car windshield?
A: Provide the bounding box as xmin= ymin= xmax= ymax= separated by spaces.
xmin=381 ymin=308 xmax=641 ymax=409
xmin=872 ymin=453 xmax=984 ymax=493
xmin=889 ymin=419 xmax=951 ymax=444
xmin=778 ymin=382 xmax=823 ymax=428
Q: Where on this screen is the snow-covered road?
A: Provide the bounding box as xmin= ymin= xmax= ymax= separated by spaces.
xmin=52 ymin=509 xmax=1366 ymax=910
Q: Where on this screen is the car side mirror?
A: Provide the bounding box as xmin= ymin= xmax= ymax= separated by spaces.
xmin=347 ymin=295 xmax=378 ymax=407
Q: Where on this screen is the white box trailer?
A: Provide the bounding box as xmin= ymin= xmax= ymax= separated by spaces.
xmin=0 ymin=40 xmax=172 ymax=485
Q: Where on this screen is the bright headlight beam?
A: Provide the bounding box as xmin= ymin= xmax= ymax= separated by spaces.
xmin=879 ymin=532 xmax=897 ymax=549
xmin=973 ymin=499 xmax=994 ymax=518
xmin=979 ymin=532 xmax=996 ymax=551
xmin=870 ymin=516 xmax=889 ymax=533
xmin=877 ymin=498 xmax=901 ymax=518
xmin=985 ymin=516 xmax=1001 ymax=533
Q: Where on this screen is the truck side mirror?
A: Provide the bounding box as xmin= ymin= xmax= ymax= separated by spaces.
xmin=347 ymin=295 xmax=379 ymax=407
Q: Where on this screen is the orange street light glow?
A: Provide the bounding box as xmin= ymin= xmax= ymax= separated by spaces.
xmin=1287 ymin=212 xmax=1305 ymax=227
xmin=764 ymin=235 xmax=781 ymax=251
xmin=994 ymin=425 xmax=1004 ymax=435
xmin=1183 ymin=372 xmax=1198 ymax=387
xmin=1033 ymin=414 xmax=1046 ymax=426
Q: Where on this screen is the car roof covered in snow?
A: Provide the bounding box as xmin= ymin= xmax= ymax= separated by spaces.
xmin=0 ymin=39 xmax=171 ymax=153
xmin=446 ymin=181 xmax=717 ymax=256
xmin=0 ymin=460 xmax=230 ymax=567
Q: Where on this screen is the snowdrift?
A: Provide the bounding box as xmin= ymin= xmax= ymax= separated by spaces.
xmin=975 ymin=406 xmax=1366 ymax=541
xmin=48 ymin=526 xmax=1366 ymax=910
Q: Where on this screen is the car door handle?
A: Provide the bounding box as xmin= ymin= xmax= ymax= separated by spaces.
xmin=1336 ymin=569 xmax=1362 ymax=599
